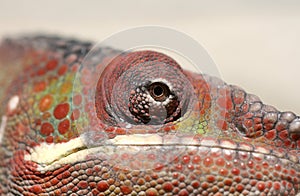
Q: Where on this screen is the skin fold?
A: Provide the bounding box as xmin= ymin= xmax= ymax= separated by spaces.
xmin=0 ymin=36 xmax=299 ymax=196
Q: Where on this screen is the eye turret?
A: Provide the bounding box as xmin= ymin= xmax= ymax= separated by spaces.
xmin=95 ymin=50 xmax=194 ymax=126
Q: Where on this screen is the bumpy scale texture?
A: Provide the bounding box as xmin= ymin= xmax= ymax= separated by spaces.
xmin=0 ymin=36 xmax=299 ymax=196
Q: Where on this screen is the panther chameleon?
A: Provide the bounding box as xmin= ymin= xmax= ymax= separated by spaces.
xmin=0 ymin=35 xmax=299 ymax=195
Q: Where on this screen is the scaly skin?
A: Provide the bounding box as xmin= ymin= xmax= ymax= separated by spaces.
xmin=0 ymin=36 xmax=299 ymax=196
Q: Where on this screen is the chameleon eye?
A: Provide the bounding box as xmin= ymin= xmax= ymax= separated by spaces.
xmin=149 ymin=82 xmax=169 ymax=102
xmin=95 ymin=50 xmax=195 ymax=126
xmin=72 ymin=26 xmax=221 ymax=141
xmin=127 ymin=77 xmax=182 ymax=125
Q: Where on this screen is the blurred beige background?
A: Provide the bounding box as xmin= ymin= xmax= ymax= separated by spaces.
xmin=0 ymin=0 xmax=299 ymax=114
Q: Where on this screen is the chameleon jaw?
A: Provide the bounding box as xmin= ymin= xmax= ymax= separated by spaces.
xmin=23 ymin=133 xmax=299 ymax=174
xmin=24 ymin=134 xmax=200 ymax=172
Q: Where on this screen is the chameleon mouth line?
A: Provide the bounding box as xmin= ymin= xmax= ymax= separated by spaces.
xmin=0 ymin=115 xmax=7 ymax=144
xmin=23 ymin=134 xmax=299 ymax=173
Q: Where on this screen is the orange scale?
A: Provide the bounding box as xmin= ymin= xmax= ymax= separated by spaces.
xmin=42 ymin=111 xmax=52 ymax=120
xmin=163 ymin=126 xmax=171 ymax=132
xmin=115 ymin=128 xmax=126 ymax=135
xmin=225 ymin=98 xmax=234 ymax=110
xmin=278 ymin=130 xmax=289 ymax=140
xmin=254 ymin=124 xmax=263 ymax=132
xmin=204 ymin=94 xmax=211 ymax=102
xmin=57 ymin=64 xmax=68 ymax=76
xmin=200 ymin=109 xmax=207 ymax=116
xmin=181 ymin=155 xmax=190 ymax=164
xmin=46 ymin=59 xmax=58 ymax=71
xmin=283 ymin=140 xmax=293 ymax=148
xmin=218 ymin=168 xmax=229 ymax=176
xmin=201 ymin=182 xmax=209 ymax=189
xmin=206 ymin=175 xmax=216 ymax=183
xmin=203 ymin=157 xmax=213 ymax=167
xmin=34 ymin=119 xmax=42 ymax=126
xmin=105 ymin=127 xmax=115 ymax=133
xmin=40 ymin=122 xmax=54 ymax=136
xmin=60 ymin=82 xmax=73 ymax=94
xmin=59 ymin=82 xmax=72 ymax=94
xmin=162 ymin=182 xmax=173 ymax=192
xmin=264 ymin=129 xmax=277 ymax=141
xmin=171 ymin=125 xmax=177 ymax=130
xmin=202 ymin=101 xmax=211 ymax=110
xmin=177 ymin=189 xmax=189 ymax=196
xmin=28 ymin=184 xmax=43 ymax=194
xmin=58 ymin=119 xmax=70 ymax=135
xmin=33 ymin=81 xmax=47 ymax=92
xmin=45 ymin=136 xmax=54 ymax=143
xmin=235 ymin=184 xmax=244 ymax=193
xmin=215 ymin=157 xmax=226 ymax=167
xmin=233 ymin=93 xmax=245 ymax=105
xmin=96 ymin=181 xmax=109 ymax=192
xmin=37 ymin=68 xmax=47 ymax=76
xmin=38 ymin=94 xmax=53 ymax=112
xmin=53 ymin=103 xmax=70 ymax=120
xmin=273 ymin=182 xmax=281 ymax=191
xmin=243 ymin=119 xmax=254 ymax=128
xmin=77 ymin=181 xmax=88 ymax=189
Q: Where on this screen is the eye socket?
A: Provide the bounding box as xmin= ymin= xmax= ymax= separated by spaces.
xmin=94 ymin=50 xmax=195 ymax=126
xmin=149 ymin=82 xmax=170 ymax=102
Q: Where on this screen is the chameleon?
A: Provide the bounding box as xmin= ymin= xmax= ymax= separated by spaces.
xmin=0 ymin=35 xmax=299 ymax=196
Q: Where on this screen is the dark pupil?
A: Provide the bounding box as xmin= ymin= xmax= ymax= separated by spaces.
xmin=153 ymin=85 xmax=164 ymax=97
xmin=149 ymin=82 xmax=170 ymax=102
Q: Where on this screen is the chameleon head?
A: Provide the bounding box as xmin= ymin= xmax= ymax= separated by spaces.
xmin=71 ymin=49 xmax=300 ymax=194
xmin=1 ymin=36 xmax=299 ymax=195
xmin=76 ymin=50 xmax=215 ymax=171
